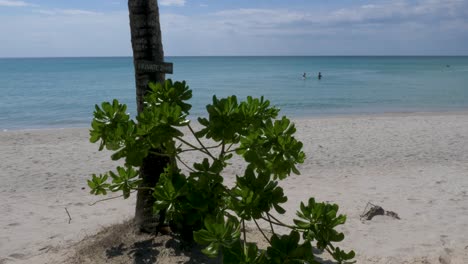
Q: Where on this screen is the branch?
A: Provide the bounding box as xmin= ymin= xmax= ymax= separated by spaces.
xmin=325 ymin=247 xmax=335 ymax=257
xmin=187 ymin=124 xmax=217 ymax=160
xmin=88 ymin=190 xmax=137 ymax=206
xmin=65 ymin=207 xmax=72 ymax=224
xmin=264 ymin=213 xmax=296 ymax=229
xmin=260 ymin=215 xmax=295 ymax=230
xmin=221 ymin=140 xmax=225 ymax=157
xmin=242 ymin=219 xmax=247 ymax=250
xmin=226 ymin=147 xmax=246 ymax=154
xmin=253 ymin=218 xmax=271 ymax=244
xmin=226 ymin=142 xmax=235 ymax=152
xmin=178 ymin=143 xmax=222 ymax=154
xmin=176 ymin=136 xmax=213 ymax=158
xmin=148 ymin=151 xmax=172 ymax=157
xmin=221 ymin=185 xmax=237 ymax=200
xmin=135 ymin=187 xmax=154 ymax=191
xmin=267 ymin=213 xmax=285 ymax=226
xmin=267 ymin=213 xmax=275 ymax=235
xmin=176 ymin=155 xmax=195 ymax=173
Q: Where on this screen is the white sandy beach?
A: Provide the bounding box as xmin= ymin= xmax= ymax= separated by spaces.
xmin=1 ymin=112 xmax=468 ymax=263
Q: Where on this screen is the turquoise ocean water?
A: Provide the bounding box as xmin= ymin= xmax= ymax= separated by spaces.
xmin=1 ymin=56 xmax=468 ymax=130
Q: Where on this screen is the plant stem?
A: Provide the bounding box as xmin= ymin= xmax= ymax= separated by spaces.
xmin=260 ymin=216 xmax=296 ymax=229
xmin=135 ymin=187 xmax=154 ymax=191
xmin=187 ymin=124 xmax=217 ymax=160
xmin=175 ymin=136 xmax=212 ymax=157
xmin=267 ymin=213 xmax=275 ymax=235
xmin=242 ymin=219 xmax=247 ymax=250
xmin=220 ymin=140 xmax=226 ymax=160
xmin=148 ymin=151 xmax=172 ymax=157
xmin=221 ymin=185 xmax=237 ymax=200
xmin=226 ymin=142 xmax=235 ymax=152
xmin=176 ymin=155 xmax=195 ymax=172
xmin=88 ymin=191 xmax=136 ymax=206
xmin=226 ymin=147 xmax=246 ymax=154
xmin=178 ymin=143 xmax=222 ymax=153
xmin=325 ymin=247 xmax=334 ymax=257
xmin=253 ymin=219 xmax=271 ymax=244
xmin=267 ymin=213 xmax=285 ymax=226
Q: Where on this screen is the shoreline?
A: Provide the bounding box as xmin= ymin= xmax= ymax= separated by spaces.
xmin=3 ymin=109 xmax=468 ymax=133
xmin=2 ymin=55 xmax=468 ymax=59
xmin=1 ymin=111 xmax=468 ymax=263
xmin=292 ymin=108 xmax=468 ymax=120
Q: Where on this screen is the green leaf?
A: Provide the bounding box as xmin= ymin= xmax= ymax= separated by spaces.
xmin=223 ymin=240 xmax=267 ymax=264
xmin=147 ymin=79 xmax=192 ymax=114
xmin=193 ymin=214 xmax=240 ymax=259
xmin=87 ymin=174 xmax=110 ymax=196
xmin=293 ymin=198 xmax=352 ymax=262
xmin=89 ymin=99 xmax=132 ymax=153
xmin=266 ymin=231 xmax=316 ymax=263
xmin=231 ymin=168 xmax=287 ymax=220
xmin=107 ymin=166 xmax=140 ymax=198
xmin=331 ymin=247 xmax=356 ymax=263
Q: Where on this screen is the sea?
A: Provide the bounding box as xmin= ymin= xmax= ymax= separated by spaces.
xmin=1 ymin=56 xmax=468 ymax=130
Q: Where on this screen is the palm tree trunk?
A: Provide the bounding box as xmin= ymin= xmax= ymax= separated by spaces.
xmin=128 ymin=0 xmax=169 ymax=232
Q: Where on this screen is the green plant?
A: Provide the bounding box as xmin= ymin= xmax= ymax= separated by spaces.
xmin=88 ymin=79 xmax=355 ymax=263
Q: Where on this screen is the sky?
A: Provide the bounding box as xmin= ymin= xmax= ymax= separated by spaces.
xmin=0 ymin=0 xmax=467 ymax=57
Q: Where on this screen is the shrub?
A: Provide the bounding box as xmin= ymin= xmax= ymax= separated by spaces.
xmin=88 ymin=79 xmax=355 ymax=263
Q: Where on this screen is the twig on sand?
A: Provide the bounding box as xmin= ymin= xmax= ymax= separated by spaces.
xmin=88 ymin=190 xmax=137 ymax=206
xmin=65 ymin=207 xmax=72 ymax=224
xmin=360 ymin=202 xmax=400 ymax=221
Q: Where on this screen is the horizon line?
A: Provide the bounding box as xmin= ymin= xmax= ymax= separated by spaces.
xmin=1 ymin=55 xmax=468 ymax=59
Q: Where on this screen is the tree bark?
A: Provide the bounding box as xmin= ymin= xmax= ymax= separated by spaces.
xmin=128 ymin=0 xmax=169 ymax=232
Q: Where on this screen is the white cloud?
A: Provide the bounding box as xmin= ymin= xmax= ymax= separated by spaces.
xmin=1 ymin=0 xmax=467 ymax=56
xmin=215 ymin=8 xmax=305 ymax=26
xmin=160 ymin=0 xmax=185 ymax=7
xmin=0 ymin=0 xmax=35 ymax=7
xmin=34 ymin=8 xmax=101 ymax=16
xmin=0 ymin=11 xmax=130 ymax=57
xmin=33 ymin=9 xmax=55 ymax=15
xmin=57 ymin=9 xmax=100 ymax=15
xmin=325 ymin=0 xmax=468 ymax=25
xmin=181 ymin=0 xmax=468 ymax=36
xmin=157 ymin=0 xmax=468 ymax=55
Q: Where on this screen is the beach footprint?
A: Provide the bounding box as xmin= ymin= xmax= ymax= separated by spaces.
xmin=439 ymin=248 xmax=452 ymax=264
xmin=8 ymin=253 xmax=26 ymax=260
xmin=0 ymin=258 xmax=13 ymax=264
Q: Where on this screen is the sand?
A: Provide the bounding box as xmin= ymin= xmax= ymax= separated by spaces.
xmin=1 ymin=112 xmax=468 ymax=263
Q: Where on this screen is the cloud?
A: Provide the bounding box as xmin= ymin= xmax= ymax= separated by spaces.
xmin=209 ymin=0 xmax=468 ymax=31
xmin=0 ymin=10 xmax=130 ymax=57
xmin=158 ymin=0 xmax=468 ymax=55
xmin=1 ymin=0 xmax=467 ymax=57
xmin=0 ymin=0 xmax=35 ymax=7
xmin=160 ymin=0 xmax=185 ymax=7
xmin=33 ymin=8 xmax=101 ymax=16
xmin=325 ymin=0 xmax=468 ymax=25
xmin=171 ymin=0 xmax=468 ymax=37
xmin=215 ymin=8 xmax=305 ymax=27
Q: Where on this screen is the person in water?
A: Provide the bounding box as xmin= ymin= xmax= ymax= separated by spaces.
xmin=302 ymin=72 xmax=307 ymax=79
xmin=318 ymin=72 xmax=322 ymax=80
